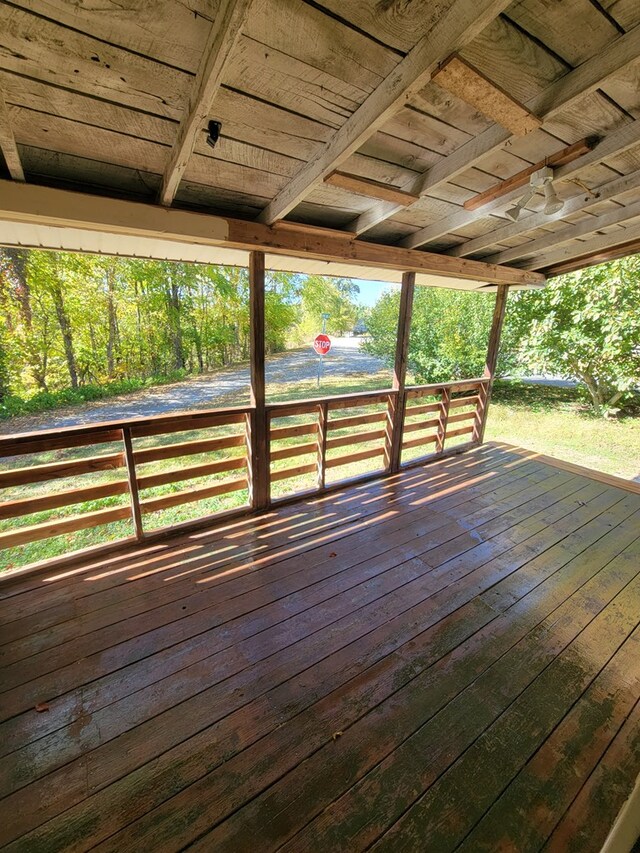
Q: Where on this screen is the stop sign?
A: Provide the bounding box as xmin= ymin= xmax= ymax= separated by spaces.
xmin=313 ymin=333 xmax=332 ymax=355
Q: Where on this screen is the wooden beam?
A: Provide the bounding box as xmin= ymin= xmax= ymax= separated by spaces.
xmin=159 ymin=0 xmax=253 ymax=206
xmin=432 ymin=55 xmax=541 ymax=137
xmin=324 ymin=171 xmax=419 ymax=207
xmin=248 ymin=250 xmax=269 ymax=510
xmin=462 ymin=138 xmax=597 ymax=212
xmin=400 ymin=118 xmax=640 ymax=249
xmin=521 ymin=217 xmax=640 ymax=271
xmin=0 ymin=88 xmax=24 ymax=181
xmin=352 ymin=21 xmax=640 ymax=236
xmin=255 ymin=0 xmax=514 ymax=225
xmin=485 ymin=198 xmax=640 ymax=265
xmin=544 ymin=237 xmax=640 ymax=277
xmin=476 ymin=285 xmax=508 ymax=443
xmin=389 ymin=272 xmax=415 ymax=472
xmin=447 ymin=168 xmax=640 ymax=258
xmin=0 ymin=181 xmax=545 ymax=287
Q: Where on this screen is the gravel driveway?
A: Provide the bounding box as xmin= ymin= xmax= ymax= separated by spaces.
xmin=2 ymin=338 xmax=387 ymax=434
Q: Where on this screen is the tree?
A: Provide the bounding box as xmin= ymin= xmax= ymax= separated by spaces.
xmin=364 ymin=287 xmax=496 ymax=383
xmin=507 ymin=258 xmax=640 ymax=413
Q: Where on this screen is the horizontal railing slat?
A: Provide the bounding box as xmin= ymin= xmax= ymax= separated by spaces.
xmin=137 ymin=456 xmax=247 ymax=490
xmin=134 ymin=433 xmax=246 ymax=464
xmin=402 ymin=418 xmax=441 ymax=435
xmin=270 ymin=462 xmax=318 ymax=482
xmin=0 ymin=429 xmax=123 ymax=459
xmin=0 ymin=453 xmax=125 ymax=488
xmin=140 ymin=477 xmax=248 ymax=513
xmin=0 ymin=481 xmax=130 ymax=521
xmin=270 ymin=422 xmax=318 ymax=441
xmin=270 ymin=442 xmax=317 ymax=462
xmin=0 ymin=505 xmax=132 ymax=549
xmin=325 ymin=446 xmax=385 ymax=470
xmin=402 ymin=433 xmax=439 ymax=450
xmin=445 ymin=424 xmax=476 ymax=439
xmin=325 ymin=429 xmax=387 ymax=451
xmin=328 ymin=411 xmax=388 ymax=431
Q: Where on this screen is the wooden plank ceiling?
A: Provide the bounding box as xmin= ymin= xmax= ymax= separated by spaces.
xmin=1 ymin=0 xmax=640 ymax=277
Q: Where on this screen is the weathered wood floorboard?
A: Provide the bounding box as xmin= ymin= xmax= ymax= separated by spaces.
xmin=0 ymin=445 xmax=638 ymax=853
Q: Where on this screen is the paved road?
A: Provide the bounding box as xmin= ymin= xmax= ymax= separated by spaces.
xmin=1 ymin=338 xmax=386 ymax=434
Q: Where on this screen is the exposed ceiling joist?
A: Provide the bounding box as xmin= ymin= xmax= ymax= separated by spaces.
xmin=159 ymin=0 xmax=253 ymax=207
xmin=0 ymin=180 xmax=544 ymax=288
xmin=431 ymin=55 xmax=542 ymax=136
xmin=399 ymin=117 xmax=640 ymax=249
xmin=446 ymin=169 xmax=640 ymax=258
xmin=352 ymin=21 xmax=640 ymax=237
xmin=486 ymin=197 xmax=640 ymax=265
xmin=255 ymin=0 xmax=513 ymax=226
xmin=462 ymin=137 xmax=597 ymax=212
xmin=545 ymin=238 xmax=640 ymax=276
xmin=521 ymin=216 xmax=640 ymax=271
xmin=0 ymin=88 xmax=24 ymax=181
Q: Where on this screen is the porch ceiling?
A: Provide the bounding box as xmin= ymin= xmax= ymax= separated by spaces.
xmin=0 ymin=0 xmax=640 ymax=277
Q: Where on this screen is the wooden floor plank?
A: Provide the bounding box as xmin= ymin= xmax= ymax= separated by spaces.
xmin=0 ymin=445 xmax=638 ymax=853
xmin=15 ymin=489 xmax=638 ymax=852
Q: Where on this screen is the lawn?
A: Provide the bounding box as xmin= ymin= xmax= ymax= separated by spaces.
xmin=487 ymin=381 xmax=640 ymax=481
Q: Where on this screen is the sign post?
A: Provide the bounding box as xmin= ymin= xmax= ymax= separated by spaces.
xmin=313 ymin=325 xmax=332 ymax=388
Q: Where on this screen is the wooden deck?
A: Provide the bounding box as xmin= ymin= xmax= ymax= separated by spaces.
xmin=0 ymin=442 xmax=639 ymax=852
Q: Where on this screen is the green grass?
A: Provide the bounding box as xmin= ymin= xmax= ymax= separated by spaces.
xmin=1 ymin=374 xmax=638 ymax=575
xmin=487 ymin=381 xmax=640 ymax=481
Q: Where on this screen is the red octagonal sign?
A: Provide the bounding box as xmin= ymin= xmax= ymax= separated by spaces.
xmin=313 ymin=333 xmax=332 ymax=356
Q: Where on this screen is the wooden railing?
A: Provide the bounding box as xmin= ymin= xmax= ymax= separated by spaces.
xmin=0 ymin=378 xmax=489 ymax=570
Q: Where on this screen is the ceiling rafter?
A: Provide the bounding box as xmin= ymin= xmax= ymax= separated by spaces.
xmin=520 ymin=215 xmax=640 ymax=271
xmin=397 ymin=117 xmax=640 ymax=249
xmin=159 ymin=0 xmax=254 ymax=207
xmin=0 ymin=88 xmax=24 ymax=182
xmin=255 ymin=0 xmax=514 ymax=226
xmin=445 ymin=169 xmax=640 ymax=258
xmin=485 ymin=196 xmax=640 ymax=265
xmin=351 ymin=21 xmax=640 ymax=239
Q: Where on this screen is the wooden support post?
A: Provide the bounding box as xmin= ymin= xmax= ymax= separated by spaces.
xmin=436 ymin=387 xmax=451 ymax=453
xmin=476 ymin=284 xmax=509 ymax=443
xmin=316 ymin=402 xmax=328 ymax=490
xmin=388 ymin=271 xmax=415 ymax=472
xmin=249 ymin=251 xmax=269 ymax=509
xmin=121 ymin=427 xmax=143 ymax=540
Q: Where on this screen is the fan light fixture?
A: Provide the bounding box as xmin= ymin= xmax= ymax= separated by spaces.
xmin=505 ymin=166 xmax=564 ymax=222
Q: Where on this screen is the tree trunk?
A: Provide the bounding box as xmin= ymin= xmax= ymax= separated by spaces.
xmin=51 ymin=282 xmax=79 ymax=389
xmin=106 ymin=265 xmax=118 ymax=378
xmin=167 ymin=273 xmax=184 ymax=371
xmin=2 ymin=248 xmax=48 ymax=390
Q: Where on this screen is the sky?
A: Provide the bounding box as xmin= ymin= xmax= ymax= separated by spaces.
xmin=352 ymin=279 xmax=399 ymax=307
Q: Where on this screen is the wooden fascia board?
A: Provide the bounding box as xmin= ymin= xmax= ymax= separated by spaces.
xmin=159 ymin=0 xmax=253 ymax=206
xmin=352 ymin=21 xmax=640 ymax=236
xmin=255 ymin=0 xmax=513 ymax=225
xmin=0 ymin=180 xmax=544 ymax=287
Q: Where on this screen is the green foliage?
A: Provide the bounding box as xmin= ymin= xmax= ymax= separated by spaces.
xmin=0 ymin=250 xmax=362 ymax=414
xmin=507 ymin=258 xmax=640 ymax=413
xmin=364 ymin=287 xmax=496 ymax=383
